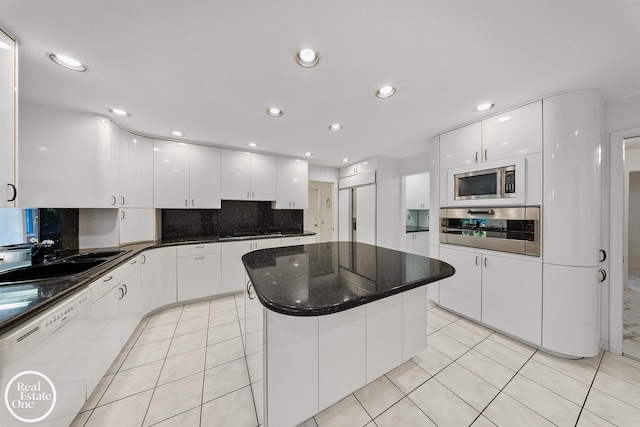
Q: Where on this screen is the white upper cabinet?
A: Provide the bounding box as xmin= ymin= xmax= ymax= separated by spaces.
xmin=482 ymin=101 xmax=542 ymax=162
xmin=405 ymin=173 xmax=429 ymax=209
xmin=118 ymin=131 xmax=154 ymax=208
xmin=439 ymin=122 xmax=482 ymax=170
xmin=339 ymin=158 xmax=377 ymax=178
xmin=189 ymin=144 xmax=221 ymax=208
xmin=153 ymin=139 xmax=190 ymax=208
xmin=18 ymin=103 xmax=112 ymax=208
xmin=153 ymin=141 xmax=221 ymax=209
xmin=0 ymin=29 xmax=16 ymax=207
xmin=275 ymin=157 xmax=308 ymax=209
xmin=220 ymin=149 xmax=276 ymax=201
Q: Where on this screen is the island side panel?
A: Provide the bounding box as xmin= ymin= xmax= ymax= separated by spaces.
xmin=265 ymin=310 xmax=319 ymax=427
xmin=403 ymin=286 xmax=427 ymax=362
xmin=365 ymin=293 xmax=403 ymax=382
xmin=318 ymin=306 xmax=366 ymax=411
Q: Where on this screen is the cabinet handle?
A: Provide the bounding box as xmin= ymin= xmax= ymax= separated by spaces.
xmin=120 ymin=196 xmax=125 ymax=206
xmin=289 ymin=201 xmax=291 ymax=207
xmin=475 ymin=256 xmax=479 ymax=266
xmin=111 ymin=195 xmax=117 ymax=206
xmin=247 ymin=281 xmax=256 ymax=300
xmin=103 ymin=275 xmax=114 ymax=282
xmin=141 ymin=255 xmax=146 ymax=264
xmin=247 ymin=192 xmax=250 ymax=199
xmin=6 ymin=183 xmax=17 ymax=202
xmin=129 ymin=260 xmax=137 ymax=265
xmin=484 ymin=257 xmax=488 ymax=267
xmin=252 ymin=192 xmax=254 ymax=199
xmin=475 ymin=151 xmax=479 ymax=164
xmin=195 ymin=256 xmax=205 ymax=260
xmin=598 ymin=269 xmax=607 ymax=283
xmin=599 ymin=249 xmax=607 ymax=262
xmin=120 ymin=211 xmax=125 ymax=220
xmin=292 ymin=201 xmax=295 ymax=207
xmin=185 ymin=199 xmax=188 ymax=207
xmin=191 ymin=199 xmax=194 ymax=207
xmin=484 ymin=149 xmax=488 ymax=161
xmin=195 ymin=245 xmax=205 ymax=249
xmin=122 ymin=284 xmax=128 ymax=296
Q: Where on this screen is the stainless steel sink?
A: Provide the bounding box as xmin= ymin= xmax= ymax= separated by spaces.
xmin=0 ymin=259 xmax=106 ymax=283
xmin=61 ymin=250 xmax=125 ymax=262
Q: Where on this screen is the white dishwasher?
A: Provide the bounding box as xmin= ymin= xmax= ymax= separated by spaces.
xmin=0 ymin=288 xmax=91 ymax=426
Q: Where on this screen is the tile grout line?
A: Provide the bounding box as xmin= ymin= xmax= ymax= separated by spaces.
xmin=573 ymin=351 xmax=606 ymax=426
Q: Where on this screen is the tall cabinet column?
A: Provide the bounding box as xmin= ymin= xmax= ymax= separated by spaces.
xmin=542 ymin=90 xmax=605 ymax=357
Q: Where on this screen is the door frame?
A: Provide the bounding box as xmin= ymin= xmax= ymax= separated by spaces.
xmin=610 ymin=126 xmax=640 ymax=354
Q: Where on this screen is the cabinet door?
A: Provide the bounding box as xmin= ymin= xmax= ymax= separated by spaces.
xmin=87 ymin=282 xmax=121 ymax=392
xmin=414 ymin=232 xmax=430 ymax=257
xmin=221 ymin=240 xmax=251 ymax=293
xmin=405 ymin=233 xmax=416 ymax=254
xmin=355 ymin=184 xmax=376 ymax=245
xmin=118 ymin=260 xmax=142 ymax=346
xmin=189 ymin=144 xmax=221 ymax=208
xmin=154 ymin=139 xmax=190 ymax=208
xmin=178 ymin=253 xmax=222 ymax=300
xmin=290 ymin=159 xmax=308 ymax=208
xmin=250 ymin=153 xmax=277 ymax=200
xmin=481 ymin=255 xmax=542 ymax=345
xmin=439 ymin=122 xmax=482 ymax=170
xmin=281 ymin=235 xmax=316 ymax=246
xmin=275 ymin=157 xmax=308 ymax=209
xmin=119 ymin=208 xmax=154 ymax=244
xmin=405 ymin=173 xmax=429 ymax=209
xmin=119 ymin=131 xmax=154 ymax=208
xmin=482 ymin=101 xmax=542 ymax=162
xmin=107 ymin=122 xmax=121 ymax=207
xmin=141 ymin=247 xmax=177 ymax=315
xmin=438 ymin=247 xmax=482 ymax=321
xmin=220 ymin=149 xmax=251 ymax=200
xmin=0 ymin=30 xmax=16 ymax=207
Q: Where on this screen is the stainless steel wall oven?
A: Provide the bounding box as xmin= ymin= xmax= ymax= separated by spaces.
xmin=440 ymin=206 xmax=540 ymax=256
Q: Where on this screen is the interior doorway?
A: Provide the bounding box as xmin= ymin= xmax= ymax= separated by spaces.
xmin=624 ymin=138 xmax=640 ymax=360
xmin=306 ymin=181 xmax=334 ymax=243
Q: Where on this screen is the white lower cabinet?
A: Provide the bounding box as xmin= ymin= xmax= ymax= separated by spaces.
xmin=438 ymin=247 xmax=482 ymax=321
xmin=402 ymin=286 xmax=427 ymax=361
xmin=405 ymin=232 xmax=429 ymax=257
xmin=87 ymin=258 xmax=141 ymax=392
xmin=318 ymin=306 xmax=366 ymax=411
xmin=221 ymin=238 xmax=281 ymax=293
xmin=481 ymin=255 xmax=542 ymax=346
xmin=141 ymin=247 xmax=177 ymax=315
xmin=177 ymin=244 xmax=222 ymax=301
xmin=281 ymin=234 xmax=316 ymax=246
xmin=542 ymin=264 xmax=600 ymax=357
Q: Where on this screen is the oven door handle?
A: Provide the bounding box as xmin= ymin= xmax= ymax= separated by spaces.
xmin=467 ymin=209 xmax=495 ymax=215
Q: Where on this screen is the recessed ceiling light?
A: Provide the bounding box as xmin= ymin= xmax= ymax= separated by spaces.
xmin=266 ymin=108 xmax=283 ymax=117
xmin=109 ymin=108 xmax=131 ymax=117
xmin=497 ymin=116 xmax=511 ymax=122
xmin=329 ymin=123 xmax=342 ymax=131
xmin=343 ymin=158 xmax=350 ymax=163
xmin=295 ymin=48 xmax=320 ymax=68
xmin=48 ymin=53 xmax=87 ymax=72
xmin=171 ymin=131 xmax=184 ymax=137
xmin=376 ymin=86 xmax=396 ymax=99
xmin=248 ymin=142 xmax=258 ymax=148
xmin=304 ymin=152 xmax=313 ymax=157
xmin=475 ymin=103 xmax=494 ymax=112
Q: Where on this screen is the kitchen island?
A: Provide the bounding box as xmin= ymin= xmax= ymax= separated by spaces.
xmin=242 ymin=241 xmax=454 ymax=427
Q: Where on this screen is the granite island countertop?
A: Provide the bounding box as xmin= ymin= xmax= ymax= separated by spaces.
xmin=242 ymin=241 xmax=455 ymax=316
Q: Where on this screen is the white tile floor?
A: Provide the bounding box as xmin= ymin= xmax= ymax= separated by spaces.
xmin=71 ymin=294 xmax=640 ymax=427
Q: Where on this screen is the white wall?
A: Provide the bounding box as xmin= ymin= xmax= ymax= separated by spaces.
xmin=0 ymin=209 xmax=26 ymax=245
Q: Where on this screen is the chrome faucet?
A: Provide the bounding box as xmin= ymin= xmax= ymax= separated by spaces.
xmin=31 ymin=239 xmax=55 ymax=264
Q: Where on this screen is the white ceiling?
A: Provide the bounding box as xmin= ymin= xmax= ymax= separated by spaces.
xmin=2 ymin=0 xmax=640 ymax=168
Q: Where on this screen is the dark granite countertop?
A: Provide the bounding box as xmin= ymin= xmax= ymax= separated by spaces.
xmin=406 ymin=226 xmax=429 ymax=233
xmin=0 ymin=231 xmax=315 ymax=335
xmin=242 ymin=241 xmax=455 ymax=316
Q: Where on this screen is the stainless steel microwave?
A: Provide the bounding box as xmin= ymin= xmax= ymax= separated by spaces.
xmin=453 ymin=165 xmax=516 ymax=201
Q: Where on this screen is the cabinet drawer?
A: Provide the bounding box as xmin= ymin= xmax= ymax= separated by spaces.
xmin=177 ymin=243 xmax=221 ymax=257
xmin=91 ymin=258 xmax=140 ymax=301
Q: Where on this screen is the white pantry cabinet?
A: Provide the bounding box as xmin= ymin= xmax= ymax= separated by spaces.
xmin=220 ymin=149 xmax=276 ymax=201
xmin=117 ymin=131 xmax=154 ymax=208
xmin=141 ymin=246 xmax=177 ymax=315
xmin=339 ymin=157 xmax=377 ymax=178
xmin=177 ymin=243 xmax=222 ymax=300
xmin=274 ymin=157 xmax=308 ymax=209
xmin=154 ymin=140 xmax=221 ymax=209
xmin=221 ymin=238 xmax=281 ymax=293
xmin=405 ymin=173 xmax=429 ymax=209
xmin=482 ymin=101 xmax=542 ymax=162
xmin=0 ymin=28 xmax=17 ymax=207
